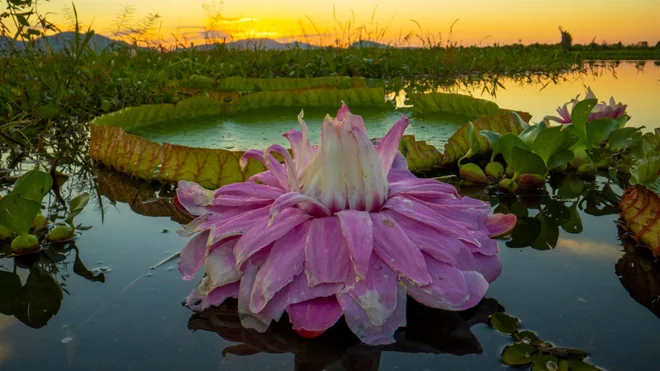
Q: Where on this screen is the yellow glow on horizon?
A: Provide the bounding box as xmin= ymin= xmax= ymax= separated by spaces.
xmin=34 ymin=0 xmax=659 ymax=46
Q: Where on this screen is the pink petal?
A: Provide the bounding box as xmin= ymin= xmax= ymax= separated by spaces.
xmin=209 ymin=194 xmax=274 ymax=209
xmin=206 ymin=206 xmax=271 ymax=245
xmin=185 ymin=279 xmax=240 ymax=311
xmin=265 ymin=144 xmax=299 ymax=190
xmin=385 ymin=210 xmax=476 ymax=270
xmin=248 ymin=171 xmax=283 ymax=189
xmin=370 ymin=212 xmax=432 ymax=286
xmin=339 ymin=281 xmax=407 ymax=345
xmin=304 ymin=217 xmax=351 ymax=286
xmin=376 ymin=115 xmax=409 ymax=177
xmin=467 ymin=230 xmax=499 ymax=256
xmin=237 ymin=262 xmax=269 ymax=332
xmin=336 ymin=101 xmax=351 ymax=121
xmin=282 ymin=110 xmax=315 ymax=175
xmin=204 ymin=238 xmax=241 ymax=293
xmin=388 ymin=177 xmax=459 ymax=200
xmin=286 ymin=296 xmax=343 ymax=332
xmin=485 ymin=213 xmax=517 ymax=238
xmin=270 ymin=192 xmax=331 ymax=219
xmin=405 ymin=196 xmax=488 ymax=231
xmin=336 ymin=209 xmax=373 ymax=280
xmin=178 ymin=230 xmax=209 ymax=280
xmin=214 ymin=182 xmax=284 ymax=200
xmin=406 ymin=254 xmax=488 ymax=311
xmin=257 ymin=273 xmax=342 ymax=323
xmin=386 ymin=152 xmax=417 ymax=182
xmin=241 ymin=149 xmax=289 ymax=191
xmin=234 ymin=208 xmax=312 ymax=269
xmin=341 ymin=255 xmax=398 ymax=327
xmin=176 ymin=180 xmax=214 ymax=216
xmin=473 ymin=253 xmax=502 ymax=283
xmin=383 ymin=195 xmax=479 ymax=246
xmin=249 ymin=222 xmax=310 ymax=313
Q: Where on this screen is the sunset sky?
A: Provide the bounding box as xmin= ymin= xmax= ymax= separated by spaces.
xmin=38 ymin=0 xmax=659 ymax=46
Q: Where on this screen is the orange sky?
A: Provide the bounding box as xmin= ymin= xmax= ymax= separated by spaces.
xmin=38 ymin=0 xmax=659 ymax=46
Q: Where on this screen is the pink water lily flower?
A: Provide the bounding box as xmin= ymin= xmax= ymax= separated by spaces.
xmin=175 ymin=103 xmax=517 ymax=345
xmin=545 ymin=87 xmax=627 ymax=125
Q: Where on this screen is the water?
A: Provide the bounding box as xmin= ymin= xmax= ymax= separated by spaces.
xmin=1 ymin=61 xmax=660 ymax=371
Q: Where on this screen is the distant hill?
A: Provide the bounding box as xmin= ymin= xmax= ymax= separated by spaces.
xmin=0 ymin=32 xmax=131 ymax=53
xmin=349 ymin=40 xmax=391 ymax=48
xmin=192 ymin=38 xmax=319 ymax=51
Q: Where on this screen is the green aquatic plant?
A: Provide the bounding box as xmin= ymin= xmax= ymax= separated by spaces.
xmin=0 ymin=169 xmax=90 ymax=252
xmin=489 ymin=310 xmax=604 ymax=370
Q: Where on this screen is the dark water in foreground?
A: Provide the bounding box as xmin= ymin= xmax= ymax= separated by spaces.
xmin=2 ymin=61 xmax=660 ymax=370
xmin=1 ymin=169 xmax=659 ymax=371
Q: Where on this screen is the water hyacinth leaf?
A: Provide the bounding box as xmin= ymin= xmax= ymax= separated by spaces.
xmin=533 ymin=126 xmax=569 ymax=163
xmin=608 ymin=127 xmax=643 ymax=151
xmin=511 ymin=147 xmax=547 ymax=176
xmin=614 ymin=114 xmax=630 ymax=128
xmin=562 ymin=203 xmax=583 ymax=234
xmin=443 ymin=112 xmax=529 ymax=164
xmin=550 ymin=348 xmax=589 ymax=360
xmin=629 ymin=156 xmax=660 ymax=194
xmin=506 ymin=217 xmax=542 ymax=248
xmin=499 ymin=133 xmax=529 ymax=167
xmin=519 ymin=121 xmax=547 ymax=147
xmin=570 ymin=98 xmax=598 ymax=137
xmin=531 ymin=213 xmax=559 ymax=250
xmin=480 ymin=130 xmax=502 ymax=156
xmin=0 ymin=195 xmax=42 ymax=234
xmin=489 ymin=312 xmax=520 ymax=334
xmin=533 ymin=355 xmax=560 ymax=371
xmin=12 ymin=169 xmax=53 ymax=203
xmin=34 ymin=103 xmax=61 ymax=120
xmin=502 ymin=343 xmax=538 ymax=366
xmin=585 ymin=118 xmax=619 ymax=147
xmin=547 ymin=150 xmax=575 ymax=171
xmin=515 ymin=330 xmax=542 ymax=346
xmin=512 ymin=111 xmax=531 ymax=129
xmin=65 ymin=192 xmax=90 ymax=226
xmin=467 ymin=122 xmax=481 ymax=155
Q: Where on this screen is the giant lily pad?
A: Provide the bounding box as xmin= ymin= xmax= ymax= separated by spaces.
xmin=90 ymin=80 xmax=526 ymax=188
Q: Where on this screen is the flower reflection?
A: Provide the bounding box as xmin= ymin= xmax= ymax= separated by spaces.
xmin=187 ymin=297 xmax=500 ymax=371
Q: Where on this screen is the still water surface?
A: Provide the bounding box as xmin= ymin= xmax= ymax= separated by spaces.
xmin=1 ymin=61 xmax=659 ymax=371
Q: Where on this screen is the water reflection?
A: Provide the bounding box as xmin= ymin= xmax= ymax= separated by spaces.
xmin=0 ymin=241 xmax=104 ymax=329
xmin=188 ymin=298 xmax=500 ymax=371
xmin=616 ymin=225 xmax=660 ymax=318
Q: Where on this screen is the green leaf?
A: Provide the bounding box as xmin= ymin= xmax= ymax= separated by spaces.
xmin=65 ymin=192 xmax=90 ymax=227
xmin=12 ymin=169 xmax=53 ymax=203
xmin=519 ymin=121 xmax=547 ymax=147
xmin=489 ymin=312 xmax=520 ymax=334
xmin=629 ymin=156 xmax=660 ymax=194
xmin=506 ymin=217 xmax=542 ymax=248
xmin=467 ymin=122 xmax=481 ymax=155
xmin=608 ymin=127 xmax=643 ymax=151
xmin=543 ymin=200 xmax=571 ymax=225
xmin=534 ymin=126 xmax=570 ymax=163
xmin=562 ymin=203 xmax=584 ymax=234
xmin=34 ymin=104 xmax=61 ymax=120
xmin=480 ymin=130 xmax=502 ymax=155
xmin=556 ymin=174 xmax=585 ymax=199
xmin=547 ymin=150 xmax=575 ymax=171
xmin=533 ymin=355 xmax=560 ymax=371
xmin=570 ymin=98 xmax=598 ymax=137
xmin=502 ymin=343 xmax=538 ymax=366
xmin=550 ymin=348 xmax=589 ymax=360
xmin=586 ymin=118 xmax=618 ymax=147
xmin=515 ymin=330 xmax=542 ymax=346
xmin=512 ymin=146 xmax=547 ymax=175
xmin=531 ymin=213 xmax=560 ymax=250
xmin=500 ymin=133 xmax=529 ymax=167
xmin=13 ymin=266 xmax=63 ymax=329
xmin=0 ymin=195 xmax=42 ymax=234
xmin=512 ymin=111 xmax=530 ymax=129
